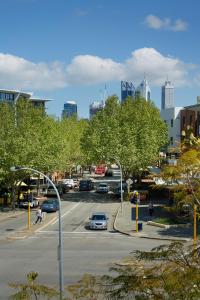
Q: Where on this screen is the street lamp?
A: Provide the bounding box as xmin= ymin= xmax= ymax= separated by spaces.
xmin=10 ymin=166 xmax=64 ymax=300
xmin=104 ymin=157 xmax=123 ymax=212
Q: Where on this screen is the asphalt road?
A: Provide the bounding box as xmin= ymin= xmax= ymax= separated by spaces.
xmin=0 ymin=173 xmax=168 ymax=299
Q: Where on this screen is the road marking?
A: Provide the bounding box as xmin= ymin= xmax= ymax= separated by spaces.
xmin=37 ymin=230 xmax=113 ymax=234
xmin=51 ymin=201 xmax=82 ymax=225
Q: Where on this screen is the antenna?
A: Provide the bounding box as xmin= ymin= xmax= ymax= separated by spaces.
xmin=103 ymin=84 xmax=108 ymax=103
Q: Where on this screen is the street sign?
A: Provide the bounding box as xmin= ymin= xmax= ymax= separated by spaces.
xmin=126 ymin=178 xmax=133 ymax=185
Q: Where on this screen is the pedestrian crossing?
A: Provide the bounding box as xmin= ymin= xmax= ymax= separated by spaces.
xmin=28 ymin=229 xmax=129 ymax=240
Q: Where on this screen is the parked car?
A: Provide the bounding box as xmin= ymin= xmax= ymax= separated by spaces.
xmin=79 ymin=179 xmax=94 ymax=191
xmin=105 ymin=169 xmax=113 ymax=176
xmin=19 ymin=197 xmax=39 ymax=208
xmin=63 ymin=179 xmax=75 ymax=189
xmin=96 ymin=183 xmax=109 ymax=193
xmin=46 ymin=185 xmax=63 ymax=196
xmin=41 ymin=199 xmax=59 ymax=213
xmin=89 ymin=212 xmax=108 ymax=230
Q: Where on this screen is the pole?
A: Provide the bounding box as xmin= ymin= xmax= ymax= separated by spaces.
xmin=28 ymin=201 xmax=31 ymax=230
xmin=114 ymin=158 xmax=123 ymax=212
xmin=11 ymin=166 xmax=64 ymax=299
xmin=136 ymin=203 xmax=138 ymax=233
xmin=194 ymin=204 xmax=197 ymax=255
xmin=120 ymin=164 xmax=123 ymax=212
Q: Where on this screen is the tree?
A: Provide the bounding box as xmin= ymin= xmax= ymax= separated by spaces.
xmin=9 ymin=271 xmax=59 ymax=300
xmin=161 ymin=148 xmax=200 ymax=216
xmin=100 ymin=242 xmax=200 ymax=300
xmin=81 ymin=96 xmax=168 ymax=177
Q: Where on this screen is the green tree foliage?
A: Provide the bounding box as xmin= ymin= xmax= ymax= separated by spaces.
xmin=161 ymin=149 xmax=200 ymax=216
xmin=66 ymin=274 xmax=102 ymax=300
xmin=81 ymin=96 xmax=168 ymax=176
xmin=9 ymin=271 xmax=59 ymax=300
xmin=0 ymin=100 xmax=88 ymax=207
xmin=100 ymin=242 xmax=200 ymax=300
xmin=56 ymin=117 xmax=88 ymax=173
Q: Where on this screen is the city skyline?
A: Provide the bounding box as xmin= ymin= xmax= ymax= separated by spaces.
xmin=0 ymin=0 xmax=200 ymax=118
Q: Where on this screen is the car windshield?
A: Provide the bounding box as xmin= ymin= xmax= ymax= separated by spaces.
xmin=92 ymin=215 xmax=106 ymax=220
xmin=99 ymin=184 xmax=107 ymax=187
xmin=43 ymin=200 xmax=56 ymax=204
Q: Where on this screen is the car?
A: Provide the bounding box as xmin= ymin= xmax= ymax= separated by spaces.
xmin=19 ymin=197 xmax=39 ymax=208
xmin=96 ymin=183 xmax=109 ymax=193
xmin=89 ymin=212 xmax=108 ymax=230
xmin=105 ymin=169 xmax=113 ymax=176
xmin=63 ymin=178 xmax=75 ymax=189
xmin=46 ymin=185 xmax=63 ymax=196
xmin=79 ymin=179 xmax=94 ymax=191
xmin=41 ymin=199 xmax=59 ymax=213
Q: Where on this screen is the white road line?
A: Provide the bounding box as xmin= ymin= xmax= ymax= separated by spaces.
xmin=37 ymin=230 xmax=112 ymax=234
xmin=51 ymin=201 xmax=82 ymax=225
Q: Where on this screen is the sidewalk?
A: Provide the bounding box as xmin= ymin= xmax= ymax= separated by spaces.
xmin=114 ymin=201 xmax=194 ymax=242
xmin=0 ymin=204 xmax=54 ymax=240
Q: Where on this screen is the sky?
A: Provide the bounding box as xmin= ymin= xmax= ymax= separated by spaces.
xmin=0 ymin=0 xmax=200 ymax=118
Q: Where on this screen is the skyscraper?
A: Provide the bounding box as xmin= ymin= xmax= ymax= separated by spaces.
xmin=89 ymin=101 xmax=105 ymax=119
xmin=135 ymin=78 xmax=151 ymax=101
xmin=62 ymin=101 xmax=77 ymax=118
xmin=121 ymin=81 xmax=135 ymax=102
xmin=161 ymin=80 xmax=174 ymax=110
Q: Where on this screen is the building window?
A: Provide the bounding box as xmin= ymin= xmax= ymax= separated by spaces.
xmin=170 ymin=137 xmax=173 ymax=145
xmin=171 ymin=119 xmax=173 ymax=127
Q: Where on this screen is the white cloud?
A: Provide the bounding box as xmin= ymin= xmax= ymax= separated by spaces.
xmin=124 ymin=48 xmax=189 ymax=86
xmin=0 ymin=48 xmax=194 ymax=92
xmin=66 ymin=55 xmax=124 ymax=85
xmin=66 ymin=49 xmax=190 ymax=87
xmin=144 ymin=14 xmax=188 ymax=31
xmin=0 ymin=53 xmax=66 ymax=91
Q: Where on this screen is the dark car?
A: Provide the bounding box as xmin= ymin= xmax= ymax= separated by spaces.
xmin=105 ymin=169 xmax=113 ymax=176
xmin=79 ymin=179 xmax=94 ymax=191
xmin=41 ymin=199 xmax=59 ymax=213
xmin=45 ymin=185 xmax=63 ymax=197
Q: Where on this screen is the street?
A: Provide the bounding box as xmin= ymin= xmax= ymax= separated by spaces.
xmin=0 ymin=173 xmax=168 ymax=299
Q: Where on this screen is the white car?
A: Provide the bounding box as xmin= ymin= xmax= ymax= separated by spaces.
xmin=19 ymin=198 xmax=39 ymax=208
xmin=96 ymin=183 xmax=109 ymax=193
xmin=63 ymin=179 xmax=75 ymax=188
xmin=89 ymin=212 xmax=108 ymax=230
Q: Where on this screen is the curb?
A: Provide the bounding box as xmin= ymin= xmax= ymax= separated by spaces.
xmin=147 ymin=221 xmax=169 ymax=228
xmin=113 ymin=205 xmax=191 ymax=242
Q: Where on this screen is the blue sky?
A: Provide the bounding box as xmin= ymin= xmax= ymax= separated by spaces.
xmin=1 ymin=0 xmax=200 ymax=118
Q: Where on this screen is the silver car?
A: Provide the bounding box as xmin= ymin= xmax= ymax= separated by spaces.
xmin=89 ymin=212 xmax=108 ymax=230
xmin=96 ymin=183 xmax=109 ymax=193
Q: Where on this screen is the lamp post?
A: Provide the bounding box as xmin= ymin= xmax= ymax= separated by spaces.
xmin=10 ymin=166 xmax=64 ymax=300
xmin=112 ymin=157 xmax=123 ymax=213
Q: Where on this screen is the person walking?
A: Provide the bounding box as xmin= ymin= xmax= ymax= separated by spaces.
xmin=34 ymin=206 xmax=43 ymax=224
xmin=148 ymin=201 xmax=154 ymax=217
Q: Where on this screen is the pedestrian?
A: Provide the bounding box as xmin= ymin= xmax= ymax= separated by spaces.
xmin=148 ymin=201 xmax=154 ymax=217
xmin=34 ymin=206 xmax=43 ymax=224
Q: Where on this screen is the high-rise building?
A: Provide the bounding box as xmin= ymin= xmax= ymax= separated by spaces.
xmin=161 ymin=80 xmax=174 ymax=110
xmin=135 ymin=78 xmax=151 ymax=101
xmin=121 ymin=81 xmax=135 ymax=102
xmin=89 ymin=101 xmax=105 ymax=119
xmin=0 ymin=89 xmax=50 ymax=111
xmin=62 ymin=101 xmax=77 ymax=118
